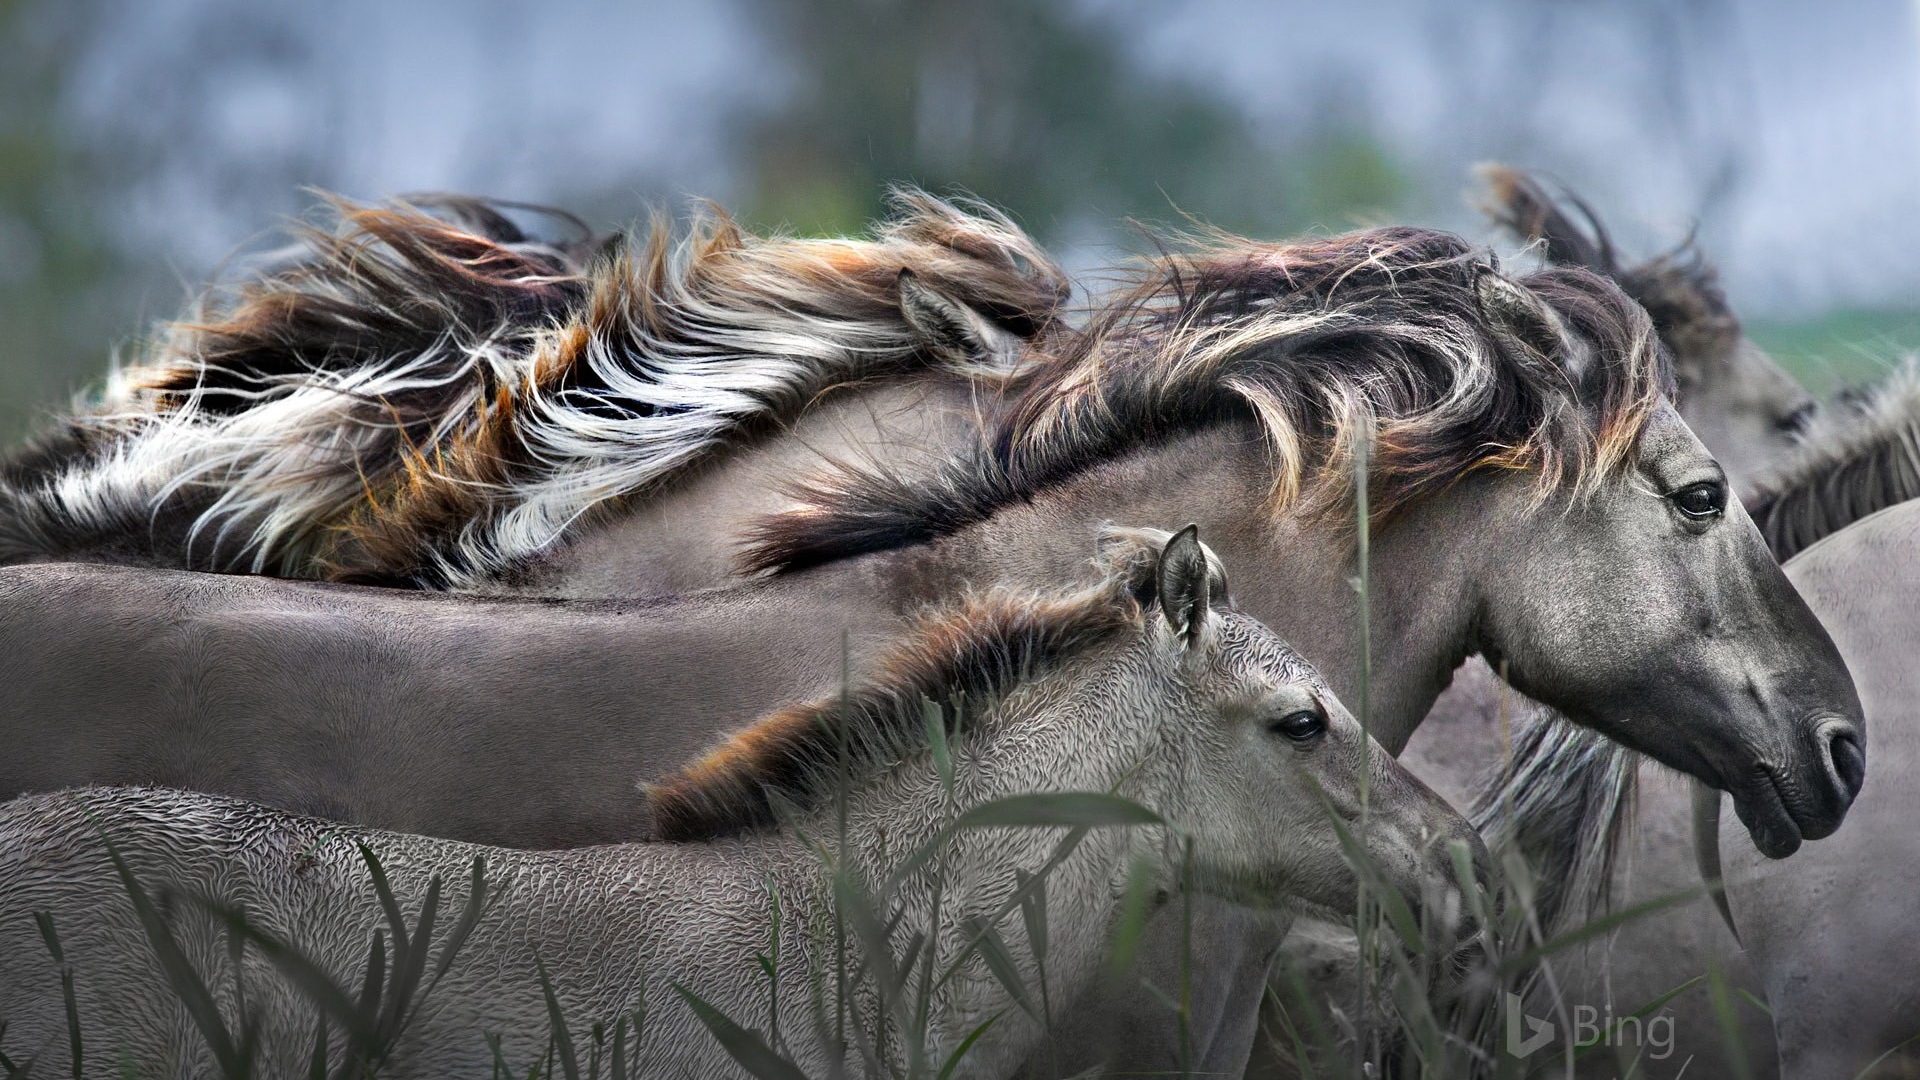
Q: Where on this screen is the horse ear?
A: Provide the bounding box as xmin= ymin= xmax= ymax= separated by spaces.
xmin=898 ymin=268 xmax=1025 ymax=373
xmin=1475 ymin=164 xmax=1617 ymax=274
xmin=1158 ymin=524 xmax=1213 ymax=650
xmin=1476 ymin=267 xmax=1574 ymax=367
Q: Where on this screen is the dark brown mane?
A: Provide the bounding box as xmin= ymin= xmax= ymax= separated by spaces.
xmin=742 ymin=224 xmax=1668 ymax=575
xmin=141 ymin=194 xmax=597 ymax=411
xmin=645 ymin=582 xmax=1141 ymax=842
xmin=1749 ymin=365 xmax=1920 ymax=560
xmin=1479 ymin=164 xmax=1742 ymax=366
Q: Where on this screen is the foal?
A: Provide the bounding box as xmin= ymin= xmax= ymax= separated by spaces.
xmin=0 ymin=527 xmax=1483 ymax=1079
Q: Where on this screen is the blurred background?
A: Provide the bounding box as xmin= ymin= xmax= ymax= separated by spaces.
xmin=3 ymin=0 xmax=1917 ymax=439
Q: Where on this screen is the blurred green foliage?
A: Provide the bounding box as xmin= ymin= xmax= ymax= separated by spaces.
xmin=0 ymin=0 xmax=132 ymax=438
xmin=730 ymin=0 xmax=1408 ymax=240
xmin=1748 ymin=308 xmax=1920 ymax=398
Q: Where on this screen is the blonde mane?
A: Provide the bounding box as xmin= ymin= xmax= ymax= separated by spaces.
xmin=744 ymin=225 xmax=1669 ymax=573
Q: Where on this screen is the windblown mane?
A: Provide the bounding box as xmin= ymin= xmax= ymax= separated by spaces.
xmin=744 ymin=225 xmax=1667 ymax=573
xmin=644 ymin=580 xmax=1140 ymax=842
xmin=0 ymin=196 xmax=595 ymax=573
xmin=1469 ymin=711 xmax=1637 ymax=933
xmin=1479 ymin=164 xmax=1742 ymax=367
xmin=0 ymin=189 xmax=1070 ymax=586
xmin=1749 ymin=362 xmax=1920 ymax=560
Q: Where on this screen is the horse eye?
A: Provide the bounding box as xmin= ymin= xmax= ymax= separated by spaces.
xmin=1669 ymin=481 xmax=1727 ymax=520
xmin=1268 ymin=709 xmax=1327 ymax=744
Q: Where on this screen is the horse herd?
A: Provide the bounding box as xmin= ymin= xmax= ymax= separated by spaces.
xmin=0 ymin=166 xmax=1910 ymax=1078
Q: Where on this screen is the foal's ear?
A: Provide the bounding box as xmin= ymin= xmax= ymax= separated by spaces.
xmin=1475 ymin=267 xmax=1574 ymax=367
xmin=898 ymin=268 xmax=1025 ymax=373
xmin=1158 ymin=524 xmax=1213 ymax=649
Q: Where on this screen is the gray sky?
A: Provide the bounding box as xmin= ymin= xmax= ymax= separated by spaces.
xmin=57 ymin=0 xmax=1920 ymax=317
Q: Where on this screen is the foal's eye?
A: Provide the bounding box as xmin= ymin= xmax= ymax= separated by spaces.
xmin=1268 ymin=708 xmax=1328 ymax=744
xmin=1669 ymin=480 xmax=1728 ymax=520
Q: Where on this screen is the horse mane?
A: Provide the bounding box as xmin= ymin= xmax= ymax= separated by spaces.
xmin=0 ymin=195 xmax=595 ymax=571
xmin=0 ymin=188 xmax=1070 ymax=584
xmin=742 ymin=224 xmax=1668 ymax=574
xmin=644 ymin=578 xmax=1142 ymax=843
xmin=1471 ymin=165 xmax=1751 ymax=932
xmin=1479 ymin=164 xmax=1742 ymax=369
xmin=1470 ymin=711 xmax=1638 ymax=933
xmin=1748 ymin=362 xmax=1920 ymax=560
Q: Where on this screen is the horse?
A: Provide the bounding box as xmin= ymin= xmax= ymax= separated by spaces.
xmin=0 ymin=526 xmax=1488 ymax=1079
xmin=1699 ymin=371 xmax=1920 ymax=1078
xmin=1360 ymin=166 xmax=1822 ymax=1077
xmin=1436 ymin=369 xmax=1920 ymax=1079
xmin=0 ymin=203 xmax=1865 ymax=1075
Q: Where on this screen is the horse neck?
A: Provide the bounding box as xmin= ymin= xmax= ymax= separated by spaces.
xmin=764 ymin=663 xmax=1170 ymax=1067
xmin=881 ymin=421 xmax=1485 ymax=752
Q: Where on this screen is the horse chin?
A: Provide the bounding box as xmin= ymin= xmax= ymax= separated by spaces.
xmin=1732 ymin=772 xmax=1805 ymax=860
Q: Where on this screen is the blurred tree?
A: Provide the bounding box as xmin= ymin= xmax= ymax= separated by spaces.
xmin=731 ymin=0 xmax=1409 ymax=243
xmin=0 ymin=0 xmax=334 ymax=438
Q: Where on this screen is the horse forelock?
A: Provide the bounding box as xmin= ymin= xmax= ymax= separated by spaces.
xmin=1479 ymin=165 xmax=1740 ymax=372
xmin=743 ymin=226 xmax=1669 ymax=574
xmin=644 ymin=581 xmax=1141 ymax=843
xmin=1749 ymin=361 xmax=1920 ymax=560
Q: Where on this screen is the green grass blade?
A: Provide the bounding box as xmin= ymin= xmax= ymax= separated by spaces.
xmin=96 ymin=831 xmax=246 ymax=1076
xmin=33 ymin=912 xmax=83 ymax=1080
xmin=923 ymin=696 xmax=955 ymax=795
xmin=1572 ymin=974 xmax=1704 ymax=1061
xmin=954 ymin=792 xmax=1162 ymax=829
xmin=534 ymin=957 xmax=581 ymax=1080
xmin=932 ymin=1013 xmax=1000 ymax=1080
xmin=356 ymin=842 xmax=410 ymax=959
xmin=1107 ymin=856 xmax=1155 ymax=978
xmin=433 ymin=856 xmax=490 ymax=990
xmin=968 ymin=920 xmax=1038 ymax=1020
xmin=1853 ymin=1028 xmax=1920 ymax=1080
xmin=379 ymin=872 xmax=443 ymax=1040
xmin=672 ymin=983 xmax=809 ymax=1080
xmin=356 ymin=929 xmax=387 ymax=1022
xmin=206 ymin=905 xmax=378 ymax=1053
xmin=1498 ymin=885 xmax=1707 ymax=976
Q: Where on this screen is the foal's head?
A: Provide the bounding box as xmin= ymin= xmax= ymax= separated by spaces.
xmin=650 ymin=524 xmax=1484 ymax=936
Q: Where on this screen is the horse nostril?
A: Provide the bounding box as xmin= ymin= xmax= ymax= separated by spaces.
xmin=1825 ymin=726 xmax=1866 ymax=801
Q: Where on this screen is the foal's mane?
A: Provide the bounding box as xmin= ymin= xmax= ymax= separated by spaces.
xmin=645 ymin=579 xmax=1142 ymax=842
xmin=1748 ymin=363 xmax=1920 ymax=560
xmin=743 ymin=225 xmax=1668 ymax=573
xmin=0 ymin=189 xmax=1070 ymax=585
